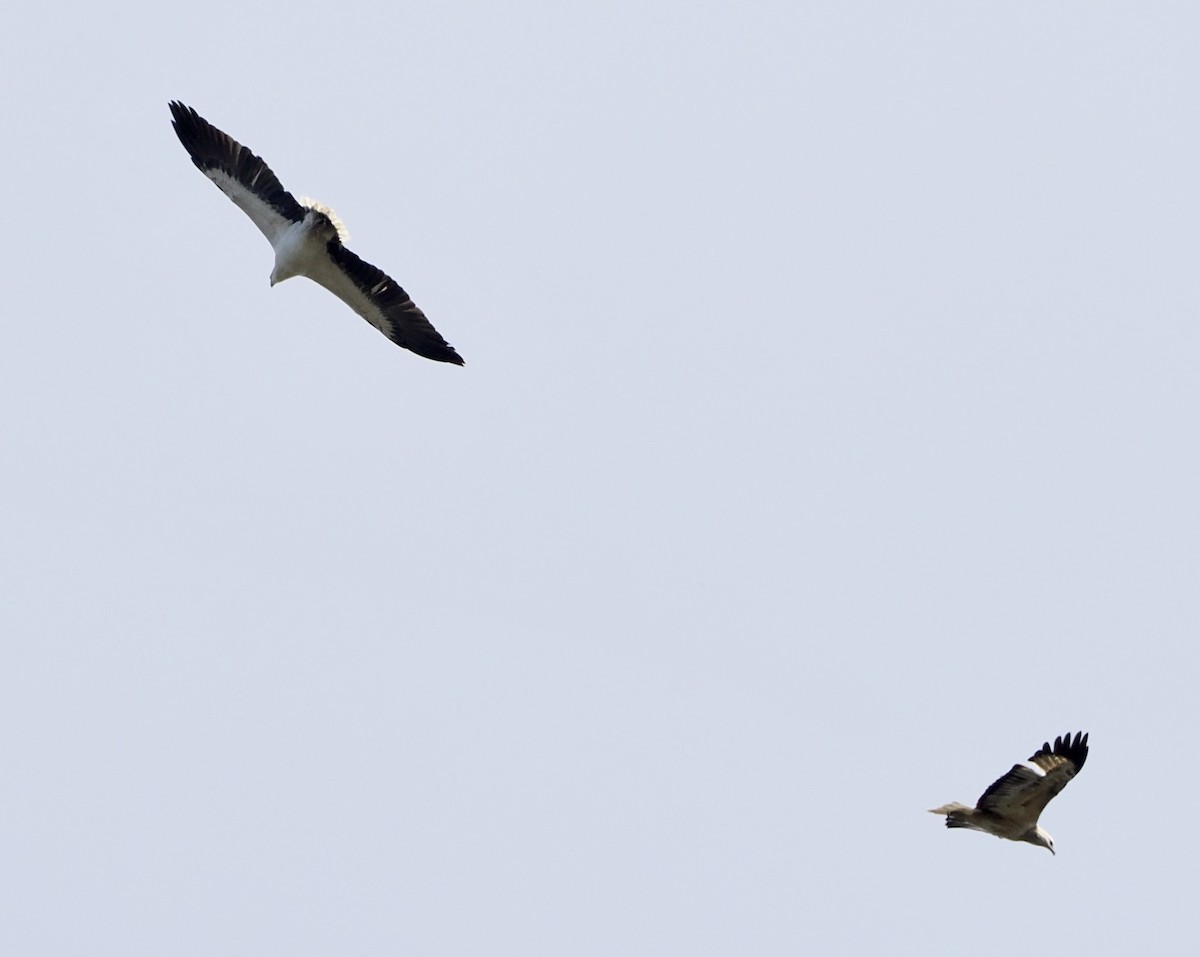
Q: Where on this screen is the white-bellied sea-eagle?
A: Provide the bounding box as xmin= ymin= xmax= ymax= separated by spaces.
xmin=168 ymin=101 xmax=462 ymax=364
xmin=929 ymin=731 xmax=1089 ymax=855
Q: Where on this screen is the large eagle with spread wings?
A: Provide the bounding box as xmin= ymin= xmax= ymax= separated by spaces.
xmin=168 ymin=102 xmax=463 ymax=365
xmin=929 ymin=731 xmax=1089 ymax=855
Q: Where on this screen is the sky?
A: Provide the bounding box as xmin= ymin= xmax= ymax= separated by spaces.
xmin=1 ymin=1 xmax=1198 ymax=953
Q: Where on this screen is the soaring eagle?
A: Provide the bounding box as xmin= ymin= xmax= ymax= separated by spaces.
xmin=929 ymin=731 xmax=1089 ymax=855
xmin=168 ymin=101 xmax=463 ymax=365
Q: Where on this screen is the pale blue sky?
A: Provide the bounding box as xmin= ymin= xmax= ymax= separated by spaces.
xmin=1 ymin=1 xmax=1198 ymax=953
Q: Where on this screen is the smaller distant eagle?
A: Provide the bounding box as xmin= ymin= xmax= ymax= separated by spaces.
xmin=168 ymin=101 xmax=463 ymax=364
xmin=929 ymin=731 xmax=1089 ymax=855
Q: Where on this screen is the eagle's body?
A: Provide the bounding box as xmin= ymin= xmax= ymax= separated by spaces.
xmin=168 ymin=101 xmax=463 ymax=365
xmin=930 ymin=731 xmax=1089 ymax=855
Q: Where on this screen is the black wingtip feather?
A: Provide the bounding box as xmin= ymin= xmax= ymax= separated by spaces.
xmin=1034 ymin=731 xmax=1089 ymax=773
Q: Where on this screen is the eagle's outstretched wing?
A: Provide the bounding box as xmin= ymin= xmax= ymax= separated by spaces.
xmin=976 ymin=731 xmax=1089 ymax=822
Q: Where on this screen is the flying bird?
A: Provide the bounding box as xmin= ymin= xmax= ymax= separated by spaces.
xmin=168 ymin=101 xmax=463 ymax=364
xmin=929 ymin=731 xmax=1089 ymax=855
